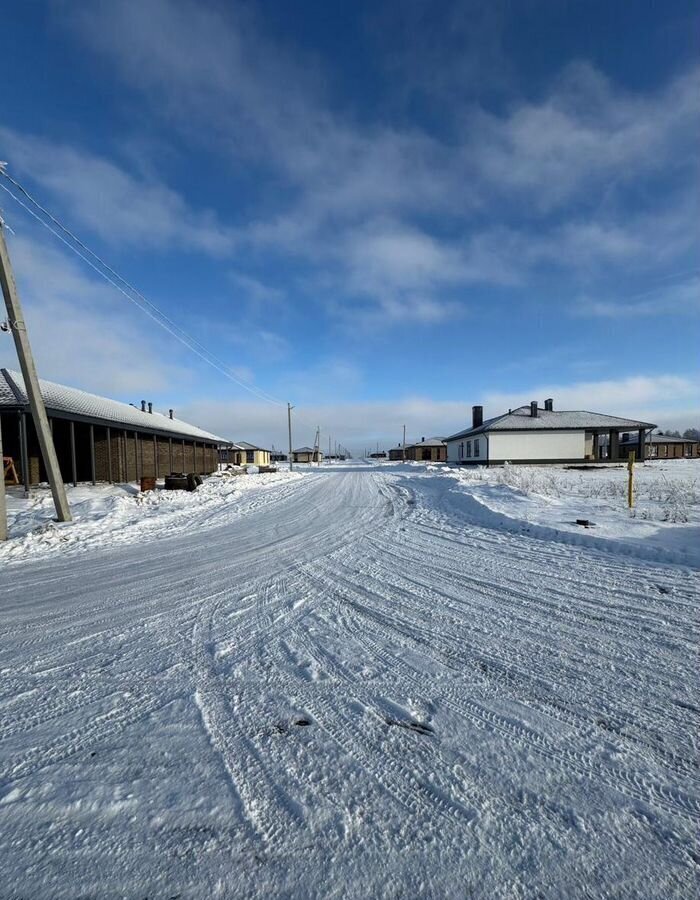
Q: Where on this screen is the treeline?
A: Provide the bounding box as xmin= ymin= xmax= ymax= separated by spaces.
xmin=658 ymin=428 xmax=700 ymax=440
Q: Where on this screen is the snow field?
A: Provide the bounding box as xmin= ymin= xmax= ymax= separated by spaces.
xmin=0 ymin=463 xmax=697 ymax=897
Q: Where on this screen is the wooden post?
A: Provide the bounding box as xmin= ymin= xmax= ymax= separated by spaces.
xmin=134 ymin=432 xmax=140 ymax=481
xmin=107 ymin=427 xmax=113 ymax=483
xmin=0 ymin=220 xmax=71 ymax=520
xmin=70 ymin=420 xmax=77 ymax=486
xmin=89 ymin=424 xmax=96 ymax=485
xmin=628 ymin=450 xmax=635 ymax=509
xmin=0 ymin=413 xmax=7 ymax=540
xmin=19 ymin=412 xmax=30 ymax=492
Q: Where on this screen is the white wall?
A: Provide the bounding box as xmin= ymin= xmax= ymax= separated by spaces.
xmin=489 ymin=430 xmax=585 ymax=461
xmin=446 ymin=434 xmax=487 ymax=463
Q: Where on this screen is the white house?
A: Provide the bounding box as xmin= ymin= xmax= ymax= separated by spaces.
xmin=445 ymin=400 xmax=656 ymax=466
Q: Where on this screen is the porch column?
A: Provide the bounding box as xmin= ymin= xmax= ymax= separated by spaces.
xmin=637 ymin=429 xmax=646 ymax=462
xmin=89 ymin=424 xmax=96 ymax=485
xmin=592 ymin=433 xmax=599 ymax=460
xmin=19 ymin=412 xmax=30 ymax=492
xmin=134 ymin=432 xmax=140 ymax=481
xmin=107 ymin=427 xmax=113 ymax=483
xmin=70 ymin=420 xmax=77 ymax=486
xmin=609 ymin=430 xmax=620 ymax=462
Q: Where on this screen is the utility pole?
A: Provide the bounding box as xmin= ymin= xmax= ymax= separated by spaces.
xmin=0 ymin=217 xmax=71 ymax=526
xmin=402 ymin=424 xmax=406 ymax=460
xmin=313 ymin=426 xmax=321 ymax=466
xmin=287 ymin=403 xmax=294 ymax=471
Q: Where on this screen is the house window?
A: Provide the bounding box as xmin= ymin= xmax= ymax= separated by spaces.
xmin=466 ymin=441 xmax=472 ymax=458
xmin=474 ymin=438 xmax=480 ymax=457
xmin=246 ymin=450 xmax=255 ymax=464
xmin=458 ymin=442 xmax=464 ymax=459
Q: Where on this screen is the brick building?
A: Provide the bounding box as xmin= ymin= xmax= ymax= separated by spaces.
xmin=1 ymin=368 xmax=226 ymax=488
xmin=404 ymin=437 xmax=447 ymax=462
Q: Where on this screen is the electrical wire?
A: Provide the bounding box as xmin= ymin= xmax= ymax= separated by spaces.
xmin=0 ymin=167 xmax=339 ymax=446
xmin=0 ymin=172 xmax=286 ymax=407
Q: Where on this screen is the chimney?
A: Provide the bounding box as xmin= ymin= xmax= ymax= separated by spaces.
xmin=530 ymin=401 xmax=538 ymax=418
xmin=472 ymin=405 xmax=483 ymax=428
xmin=169 ymin=409 xmax=174 ymax=419
xmin=421 ymin=436 xmax=425 ymax=442
xmin=544 ymin=398 xmax=553 ymax=412
xmin=141 ymin=400 xmax=146 ymax=412
xmin=148 ymin=402 xmax=153 ymax=414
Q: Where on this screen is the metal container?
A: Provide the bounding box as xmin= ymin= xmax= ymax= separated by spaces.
xmin=140 ymin=476 xmax=157 ymax=492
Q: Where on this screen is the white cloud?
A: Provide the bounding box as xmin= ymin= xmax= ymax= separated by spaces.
xmin=0 ymin=127 xmax=238 ymax=255
xmin=575 ymin=275 xmax=700 ymax=318
xmin=484 ymin=375 xmax=700 ymax=430
xmin=177 ymin=373 xmax=700 ymax=454
xmin=60 ymin=0 xmax=700 ymax=326
xmin=1 ymin=230 xmax=194 ymax=398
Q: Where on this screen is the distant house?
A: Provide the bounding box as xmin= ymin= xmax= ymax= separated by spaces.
xmin=228 ymin=442 xmax=271 ymax=466
xmin=270 ymin=449 xmax=288 ymax=463
xmin=445 ymin=400 xmax=656 ymax=465
xmin=388 ymin=445 xmax=405 ymax=461
xmin=620 ymin=432 xmax=699 ymax=460
xmin=369 ymin=450 xmax=387 ymax=459
xmin=404 ymin=437 xmax=447 ymax=462
xmin=1 ymin=368 xmax=226 ymax=488
xmin=292 ymin=446 xmax=323 ymax=463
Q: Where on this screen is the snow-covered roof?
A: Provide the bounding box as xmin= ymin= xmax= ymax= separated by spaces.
xmin=445 ymin=405 xmax=656 ymax=442
xmin=0 ymin=368 xmax=227 ymax=443
xmin=620 ymin=433 xmax=697 ymax=445
xmin=232 ymin=441 xmax=270 ymax=451
xmin=294 ymin=446 xmax=318 ymax=453
xmin=405 ymin=437 xmax=446 ymax=448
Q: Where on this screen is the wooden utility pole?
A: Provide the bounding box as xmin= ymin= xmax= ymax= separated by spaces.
xmin=402 ymin=424 xmax=406 ymax=460
xmin=0 ymin=218 xmax=71 ymax=525
xmin=287 ymin=403 xmax=294 ymax=471
xmin=313 ymin=426 xmax=321 ymax=466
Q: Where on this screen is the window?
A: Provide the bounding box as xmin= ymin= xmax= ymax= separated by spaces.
xmin=458 ymin=442 xmax=464 ymax=460
xmin=466 ymin=441 xmax=472 ymax=458
xmin=474 ymin=438 xmax=480 ymax=457
xmin=246 ymin=450 xmax=255 ymax=464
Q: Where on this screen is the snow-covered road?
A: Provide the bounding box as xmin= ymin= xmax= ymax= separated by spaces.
xmin=1 ymin=465 xmax=698 ymax=898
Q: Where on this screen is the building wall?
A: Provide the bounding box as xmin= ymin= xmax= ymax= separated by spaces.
xmin=446 ymin=433 xmax=488 ymax=463
xmin=232 ymin=448 xmax=271 ymax=466
xmin=489 ymin=430 xmax=585 ymax=462
xmin=405 ymin=445 xmax=446 ymax=462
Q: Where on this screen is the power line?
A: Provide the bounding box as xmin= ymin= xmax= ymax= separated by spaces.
xmin=0 ymin=167 xmax=343 ymax=446
xmin=0 ymin=169 xmax=285 ymax=407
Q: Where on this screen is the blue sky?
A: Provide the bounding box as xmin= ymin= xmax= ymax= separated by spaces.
xmin=1 ymin=0 xmax=698 ymax=451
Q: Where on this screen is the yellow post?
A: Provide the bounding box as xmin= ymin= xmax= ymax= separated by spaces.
xmin=627 ymin=450 xmax=635 ymax=508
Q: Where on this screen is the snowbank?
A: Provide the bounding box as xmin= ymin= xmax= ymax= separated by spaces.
xmin=431 ymin=459 xmax=700 ymax=567
xmin=1 ymin=469 xmax=305 ymax=566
